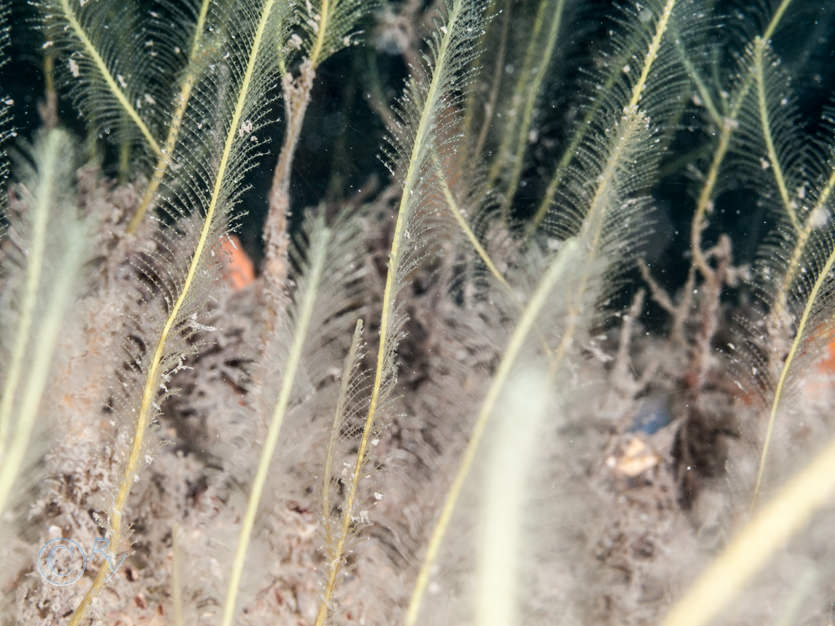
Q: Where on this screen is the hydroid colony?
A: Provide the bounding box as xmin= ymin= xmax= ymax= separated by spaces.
xmin=0 ymin=0 xmax=834 ymax=625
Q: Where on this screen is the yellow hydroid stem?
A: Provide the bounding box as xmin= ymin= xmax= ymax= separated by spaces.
xmin=222 ymin=224 xmax=330 ymax=626
xmin=674 ymin=34 xmax=721 ymax=127
xmin=403 ymin=238 xmax=579 ymax=626
xmin=754 ymin=41 xmax=799 ymax=232
xmin=57 ymin=0 xmax=161 ymax=157
xmin=314 ymin=3 xmax=467 ymax=623
xmin=0 ymin=232 xmax=84 ymax=514
xmin=321 ymin=319 xmax=364 ymax=553
xmin=547 ymin=108 xmax=647 ymax=375
xmin=485 ymin=0 xmax=549 ymax=189
xmin=663 ymin=432 xmax=835 ymax=626
xmin=430 ymin=152 xmax=564 ymax=364
xmin=690 ymin=0 xmax=794 ymax=274
xmin=528 ymin=0 xmax=676 ymax=236
xmin=769 ymin=166 xmax=835 ymax=329
xmin=626 ymin=0 xmax=675 ymax=112
xmin=127 ymin=0 xmax=212 ymax=234
xmin=752 ymin=245 xmax=835 ymax=507
xmin=67 ymin=2 xmax=278 ymax=624
xmin=432 ymin=152 xmax=511 ymax=291
xmin=526 ymin=66 xmax=616 ymax=237
xmin=475 ymin=369 xmax=550 ymax=626
xmin=404 ymin=2 xmax=669 ymax=611
xmin=308 ymin=0 xmax=331 ymax=69
xmin=497 ymin=0 xmax=567 ymax=219
xmin=460 ymin=0 xmax=509 ymax=174
xmin=540 ymin=0 xmax=670 ymax=367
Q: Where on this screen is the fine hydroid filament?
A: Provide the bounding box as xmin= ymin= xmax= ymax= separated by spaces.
xmin=529 ymin=0 xmax=679 ymax=236
xmin=748 ymin=39 xmax=835 ymax=505
xmin=321 ymin=319 xmax=366 ymax=553
xmin=407 ymin=0 xmax=681 ymax=619
xmin=432 ymin=150 xmax=511 ymax=290
xmin=221 ymin=222 xmax=330 ymax=625
xmin=688 ymin=0 xmax=794 ymax=275
xmin=304 ymin=0 xmax=370 ymax=70
xmin=490 ymin=0 xmax=567 ymax=219
xmin=262 ymin=0 xmax=372 ymax=288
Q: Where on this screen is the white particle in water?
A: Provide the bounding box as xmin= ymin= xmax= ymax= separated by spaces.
xmin=808 ymin=207 xmax=829 ymax=228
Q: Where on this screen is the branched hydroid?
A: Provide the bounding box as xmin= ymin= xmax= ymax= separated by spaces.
xmin=223 ymin=210 xmax=366 ymax=626
xmin=320 ymin=319 xmax=368 ymax=555
xmin=663 ymin=433 xmax=835 ymax=626
xmin=300 ymin=0 xmax=372 ymax=69
xmin=542 ymin=0 xmax=681 ymax=363
xmin=405 ymin=103 xmax=659 ymax=624
xmin=688 ymin=0 xmax=795 ymax=276
xmin=406 ymin=0 xmax=685 ymax=620
xmin=65 ymin=0 xmax=285 ymax=622
xmin=37 ymin=0 xmax=163 ymax=159
xmin=529 ymin=0 xmax=692 ymax=236
xmin=732 ymin=38 xmax=835 ymax=504
xmin=433 ymin=151 xmax=510 ymax=290
xmin=127 ymin=0 xmax=214 ymax=232
xmin=318 ymin=2 xmax=487 ymax=622
xmin=659 ymin=1 xmax=835 ymax=621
